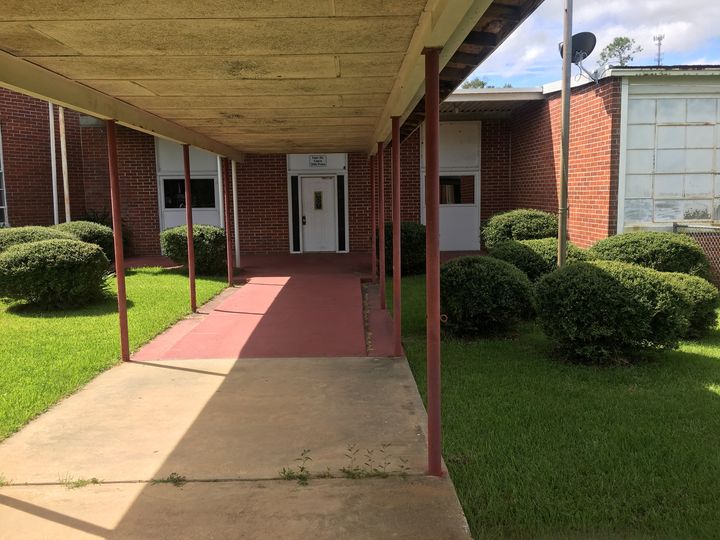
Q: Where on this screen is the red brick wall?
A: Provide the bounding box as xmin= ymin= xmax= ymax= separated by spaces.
xmin=234 ymin=153 xmax=289 ymax=254
xmin=347 ymin=152 xmax=373 ymax=253
xmin=80 ymin=124 xmax=160 ymax=256
xmin=510 ymin=78 xmax=621 ymax=247
xmin=480 ymin=119 xmax=512 ymax=220
xmin=0 ymin=89 xmax=85 ymax=226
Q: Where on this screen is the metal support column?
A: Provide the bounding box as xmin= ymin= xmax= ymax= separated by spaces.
xmin=558 ymin=0 xmax=573 ymax=267
xmin=377 ymin=142 xmax=386 ymax=309
xmin=370 ymin=155 xmax=377 ymax=281
xmin=183 ymin=144 xmax=197 ymax=312
xmin=222 ymin=158 xmax=233 ymax=286
xmin=106 ymin=120 xmax=129 ymax=362
xmin=231 ymin=160 xmax=241 ymax=268
xmin=391 ymin=116 xmax=402 ymax=357
xmin=424 ymin=47 xmax=443 ymax=477
xmin=58 ymin=106 xmax=71 ymax=222
xmin=48 ymin=103 xmax=59 ymax=225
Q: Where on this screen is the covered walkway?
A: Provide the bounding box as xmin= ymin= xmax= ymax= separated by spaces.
xmin=134 ymin=254 xmax=389 ymax=360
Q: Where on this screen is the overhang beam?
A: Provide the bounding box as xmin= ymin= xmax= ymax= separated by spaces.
xmin=0 ymin=50 xmax=244 ymax=161
xmin=368 ymin=0 xmax=495 ymax=153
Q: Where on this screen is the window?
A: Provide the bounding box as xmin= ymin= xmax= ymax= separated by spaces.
xmin=0 ymin=126 xmax=7 ymax=227
xmin=163 ymin=178 xmax=215 ymax=209
xmin=623 ymin=96 xmax=720 ymax=226
xmin=440 ymin=175 xmax=475 ymax=204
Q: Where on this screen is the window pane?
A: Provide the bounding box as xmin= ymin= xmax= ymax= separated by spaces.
xmin=439 ymin=175 xmax=474 ymax=204
xmin=163 ymin=178 xmax=215 ymax=209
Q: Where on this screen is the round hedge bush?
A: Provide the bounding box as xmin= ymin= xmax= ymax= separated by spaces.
xmin=589 ymin=231 xmax=710 ymax=278
xmin=661 ymin=272 xmax=719 ymax=338
xmin=536 ymin=260 xmax=689 ymax=362
xmin=160 ymin=224 xmax=226 ymax=275
xmin=489 ymin=238 xmax=590 ymax=281
xmin=381 ymin=222 xmax=426 ymax=275
xmin=481 ymin=209 xmax=558 ymax=248
xmin=55 ymin=220 xmax=115 ymax=260
xmin=0 ymin=239 xmax=110 ymax=308
xmin=440 ymin=255 xmax=535 ymax=337
xmin=0 ymin=226 xmax=74 ymax=253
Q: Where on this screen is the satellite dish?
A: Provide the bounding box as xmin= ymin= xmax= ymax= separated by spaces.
xmin=559 ymin=31 xmax=599 ymax=82
xmin=558 ymin=32 xmax=597 ymax=64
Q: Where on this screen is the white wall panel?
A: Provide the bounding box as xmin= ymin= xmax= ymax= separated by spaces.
xmin=156 ymin=137 xmax=217 ymax=174
xmin=627 ymin=125 xmax=655 ymax=149
xmin=627 ymin=99 xmax=656 ymax=123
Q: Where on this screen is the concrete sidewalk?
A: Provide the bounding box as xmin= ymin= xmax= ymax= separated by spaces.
xmin=0 ymin=357 xmax=470 ymax=539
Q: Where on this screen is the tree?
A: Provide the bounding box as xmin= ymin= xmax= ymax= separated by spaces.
xmin=461 ymin=77 xmax=491 ymax=89
xmin=597 ymin=37 xmax=643 ymax=68
xmin=461 ymin=78 xmax=513 ymax=89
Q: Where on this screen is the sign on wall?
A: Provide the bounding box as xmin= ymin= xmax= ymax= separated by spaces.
xmin=287 ymin=153 xmax=347 ymax=173
xmin=309 ymin=155 xmax=328 ymax=167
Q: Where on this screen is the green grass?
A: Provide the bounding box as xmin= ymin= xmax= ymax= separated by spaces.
xmin=0 ymin=267 xmax=226 ymax=440
xmin=391 ymin=275 xmax=720 ymax=539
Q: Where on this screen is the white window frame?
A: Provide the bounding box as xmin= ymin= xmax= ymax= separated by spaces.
xmin=0 ymin=125 xmax=8 ymax=227
xmin=157 ymin=174 xmax=220 ymax=231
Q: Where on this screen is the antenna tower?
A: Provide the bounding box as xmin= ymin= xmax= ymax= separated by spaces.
xmin=653 ymin=34 xmax=665 ymax=66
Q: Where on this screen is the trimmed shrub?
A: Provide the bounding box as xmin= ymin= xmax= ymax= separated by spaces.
xmin=662 ymin=272 xmax=719 ymax=338
xmin=440 ymin=255 xmax=535 ymax=336
xmin=160 ymin=225 xmax=226 ymax=275
xmin=55 ymin=221 xmax=115 ymax=260
xmin=481 ymin=209 xmax=558 ymax=248
xmin=589 ymin=231 xmax=710 ymax=278
xmin=536 ymin=260 xmax=690 ymax=362
xmin=489 ymin=238 xmax=590 ymax=281
xmin=76 ymin=208 xmax=132 ymax=252
xmin=0 ymin=239 xmax=109 ymax=308
xmin=381 ymin=222 xmax=426 ymax=275
xmin=0 ymin=226 xmax=74 ymax=253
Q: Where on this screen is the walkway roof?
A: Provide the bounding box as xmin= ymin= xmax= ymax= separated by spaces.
xmin=0 ymin=0 xmax=542 ymax=159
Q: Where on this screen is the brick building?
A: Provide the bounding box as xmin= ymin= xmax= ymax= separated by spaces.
xmin=1 ymin=66 xmax=718 ymax=254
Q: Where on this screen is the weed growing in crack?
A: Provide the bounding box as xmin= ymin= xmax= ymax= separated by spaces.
xmin=59 ymin=474 xmax=102 ymax=489
xmin=279 ymin=448 xmax=312 ymax=486
xmin=341 ymin=443 xmax=399 ymax=479
xmin=397 ymin=457 xmax=411 ymax=478
xmin=152 ymin=472 xmax=187 ymax=487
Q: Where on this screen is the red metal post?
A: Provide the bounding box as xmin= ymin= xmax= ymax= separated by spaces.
xmin=105 ymin=121 xmax=130 ymax=362
xmin=391 ymin=116 xmax=402 ymax=357
xmin=424 ymin=48 xmax=443 ymax=477
xmin=370 ymin=155 xmax=377 ymax=281
xmin=222 ymin=157 xmax=233 ymax=286
xmin=183 ymin=144 xmax=197 ymax=312
xmin=377 ymin=142 xmax=386 ymax=309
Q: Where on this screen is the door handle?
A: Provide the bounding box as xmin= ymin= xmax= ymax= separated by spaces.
xmin=302 ymin=215 xmax=307 ymax=226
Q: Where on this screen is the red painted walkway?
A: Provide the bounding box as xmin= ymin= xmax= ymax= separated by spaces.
xmin=134 ymin=254 xmax=378 ymax=360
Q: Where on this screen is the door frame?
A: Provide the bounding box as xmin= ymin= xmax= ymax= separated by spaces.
xmin=287 ymin=172 xmax=349 ymax=254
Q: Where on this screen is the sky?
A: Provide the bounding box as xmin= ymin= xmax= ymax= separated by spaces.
xmin=467 ymin=0 xmax=720 ymax=88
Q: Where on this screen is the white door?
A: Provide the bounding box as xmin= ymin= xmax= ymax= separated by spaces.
xmin=301 ymin=176 xmax=336 ymax=252
xmin=421 ymin=122 xmax=482 ymax=251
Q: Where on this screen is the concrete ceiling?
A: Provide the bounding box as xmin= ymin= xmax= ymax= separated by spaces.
xmin=0 ymin=0 xmax=539 ymax=157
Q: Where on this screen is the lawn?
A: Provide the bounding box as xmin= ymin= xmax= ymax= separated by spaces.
xmin=0 ymin=267 xmax=226 ymax=440
xmin=392 ymin=275 xmax=720 ymax=539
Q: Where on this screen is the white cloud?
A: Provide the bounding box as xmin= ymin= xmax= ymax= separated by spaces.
xmin=470 ymin=0 xmax=720 ymax=86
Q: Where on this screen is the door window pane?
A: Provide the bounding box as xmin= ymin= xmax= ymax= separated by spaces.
xmin=439 ymin=175 xmax=475 ymax=204
xmin=163 ymin=178 xmax=215 ymax=209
